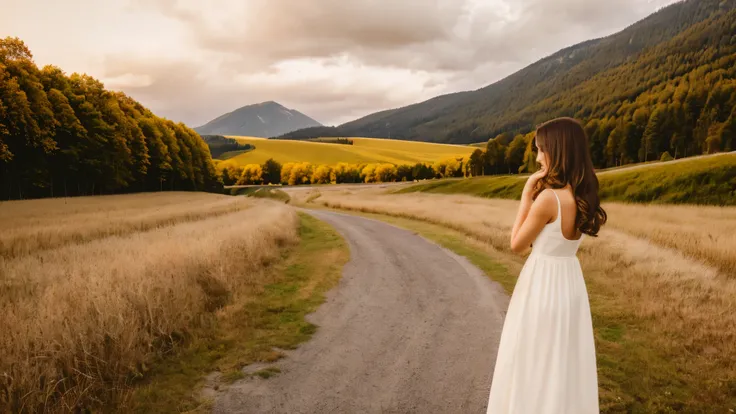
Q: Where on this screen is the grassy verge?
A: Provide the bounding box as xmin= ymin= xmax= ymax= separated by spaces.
xmin=219 ymin=148 xmax=254 ymax=160
xmin=396 ymin=175 xmax=525 ymax=199
xmin=397 ymin=152 xmax=736 ymax=205
xmin=129 ymin=213 xmax=348 ymax=413
xmin=230 ymin=187 xmax=291 ymax=203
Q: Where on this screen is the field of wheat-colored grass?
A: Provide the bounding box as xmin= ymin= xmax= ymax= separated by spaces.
xmin=0 ymin=192 xmax=252 ymax=258
xmin=0 ymin=193 xmax=299 ymax=413
xmin=223 ymin=136 xmax=475 ymax=165
xmin=297 ymin=188 xmax=736 ymax=412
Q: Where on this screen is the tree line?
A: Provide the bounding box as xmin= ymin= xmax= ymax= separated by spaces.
xmin=214 ymin=133 xmax=540 ymax=186
xmin=318 ymin=138 xmax=353 ymax=145
xmin=0 ymin=37 xmax=222 ymax=200
xmin=216 ymin=158 xmax=449 ymax=186
xmin=202 ymin=135 xmax=254 ymax=159
xmin=220 ymin=117 xmax=727 ymax=187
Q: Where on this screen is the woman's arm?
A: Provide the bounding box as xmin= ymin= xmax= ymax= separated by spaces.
xmin=510 ymin=190 xmax=534 ymax=245
xmin=510 ymin=171 xmax=555 ymax=254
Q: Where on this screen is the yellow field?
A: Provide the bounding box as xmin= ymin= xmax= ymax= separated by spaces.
xmin=223 ymin=136 xmax=476 ymax=165
xmin=0 ymin=193 xmax=299 ymax=412
xmin=291 ymin=188 xmax=736 ymax=412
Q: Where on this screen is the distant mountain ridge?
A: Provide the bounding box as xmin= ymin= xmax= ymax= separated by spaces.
xmin=194 ymin=101 xmax=322 ymax=137
xmin=282 ymin=0 xmax=736 ymax=147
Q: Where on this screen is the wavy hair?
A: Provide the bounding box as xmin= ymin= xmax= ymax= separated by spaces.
xmin=532 ymin=117 xmax=607 ymax=237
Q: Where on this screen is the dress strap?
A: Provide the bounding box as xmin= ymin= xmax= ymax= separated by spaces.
xmin=551 ymin=190 xmax=562 ymax=226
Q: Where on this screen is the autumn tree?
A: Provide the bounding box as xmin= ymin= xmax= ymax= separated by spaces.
xmin=261 ymin=158 xmax=282 ymax=185
xmin=312 ymin=164 xmax=333 ymax=184
xmin=485 ymin=138 xmax=506 ymax=175
xmin=468 ymin=149 xmax=484 ymax=177
xmin=505 ymin=135 xmax=527 ymax=173
xmin=0 ymin=37 xmax=222 ymax=200
xmin=238 ymin=164 xmax=263 ymax=185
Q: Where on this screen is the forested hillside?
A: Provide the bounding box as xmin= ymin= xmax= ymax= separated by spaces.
xmin=0 ymin=37 xmax=222 ymax=200
xmin=283 ymin=0 xmax=736 ymax=169
xmin=202 ymin=135 xmax=254 ymax=159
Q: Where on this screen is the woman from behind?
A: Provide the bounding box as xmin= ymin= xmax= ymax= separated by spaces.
xmin=486 ymin=117 xmax=607 ymax=414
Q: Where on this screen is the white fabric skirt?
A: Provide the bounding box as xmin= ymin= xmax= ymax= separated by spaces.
xmin=486 ymin=253 xmax=599 ymax=414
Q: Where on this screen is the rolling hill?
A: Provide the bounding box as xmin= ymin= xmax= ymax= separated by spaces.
xmin=219 ymin=137 xmax=476 ymax=166
xmin=195 ymin=101 xmax=322 ymax=137
xmin=397 ymin=152 xmax=736 ymax=205
xmin=281 ymin=0 xmax=736 ymax=168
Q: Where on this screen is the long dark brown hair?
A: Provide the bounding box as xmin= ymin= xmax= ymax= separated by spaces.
xmin=532 ymin=117 xmax=607 ymax=237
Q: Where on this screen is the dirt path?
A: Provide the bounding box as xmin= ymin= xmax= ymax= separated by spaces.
xmin=213 ymin=210 xmax=509 ymax=414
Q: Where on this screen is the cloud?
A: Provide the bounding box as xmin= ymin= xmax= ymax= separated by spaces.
xmin=139 ymin=0 xmax=677 ymax=70
xmin=75 ymin=0 xmax=681 ymax=126
xmin=103 ymin=53 xmax=450 ymax=127
xmin=142 ymin=0 xmax=463 ymax=67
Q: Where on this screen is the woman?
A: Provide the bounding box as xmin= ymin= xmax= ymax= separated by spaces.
xmin=486 ymin=117 xmax=607 ymax=414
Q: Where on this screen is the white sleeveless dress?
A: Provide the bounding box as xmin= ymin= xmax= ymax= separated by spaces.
xmin=486 ymin=190 xmax=599 ymax=414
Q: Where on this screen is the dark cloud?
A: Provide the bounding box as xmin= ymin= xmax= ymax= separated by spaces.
xmin=109 ymin=0 xmax=677 ymax=127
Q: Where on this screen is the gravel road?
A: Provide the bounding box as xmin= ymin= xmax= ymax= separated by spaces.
xmin=214 ymin=210 xmax=509 ymax=414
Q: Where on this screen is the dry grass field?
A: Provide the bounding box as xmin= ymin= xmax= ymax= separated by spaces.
xmin=0 ymin=193 xmax=252 ymax=258
xmin=0 ymin=193 xmax=299 ymax=412
xmin=295 ymin=188 xmax=736 ymax=412
xmin=3 ymin=187 xmax=734 ymax=413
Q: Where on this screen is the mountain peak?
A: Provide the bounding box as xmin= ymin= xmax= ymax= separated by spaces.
xmin=194 ymin=101 xmax=322 ymax=137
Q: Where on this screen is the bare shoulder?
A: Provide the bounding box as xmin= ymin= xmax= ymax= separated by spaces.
xmin=534 ymin=189 xmax=558 ymax=206
xmin=531 ymin=189 xmax=558 ymax=222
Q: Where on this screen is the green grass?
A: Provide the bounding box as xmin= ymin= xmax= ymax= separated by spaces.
xmin=397 ymin=152 xmax=736 ymax=205
xmin=230 ymin=187 xmax=291 ymax=203
xmin=396 ymin=175 xmax=526 ymax=199
xmin=219 ymin=148 xmax=254 ymax=160
xmin=221 ymin=136 xmax=475 ymax=166
xmin=253 ymin=367 xmax=281 ymax=379
xmin=597 ymin=152 xmax=736 ymax=204
xmin=129 ymin=213 xmax=348 ymax=413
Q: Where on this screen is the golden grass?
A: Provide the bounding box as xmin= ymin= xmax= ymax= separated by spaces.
xmin=130 ymin=213 xmax=349 ymax=413
xmin=223 ymin=136 xmax=475 ymax=165
xmin=0 ymin=193 xmax=299 ymax=413
xmin=300 ymin=189 xmax=736 ymax=412
xmin=604 ymin=203 xmax=736 ymax=276
xmin=0 ymin=192 xmax=251 ymax=259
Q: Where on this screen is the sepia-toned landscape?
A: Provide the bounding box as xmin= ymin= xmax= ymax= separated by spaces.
xmin=2 ymin=0 xmax=736 ymax=412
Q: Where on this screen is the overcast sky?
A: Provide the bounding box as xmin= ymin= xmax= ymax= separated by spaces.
xmin=2 ymin=0 xmax=678 ymax=127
